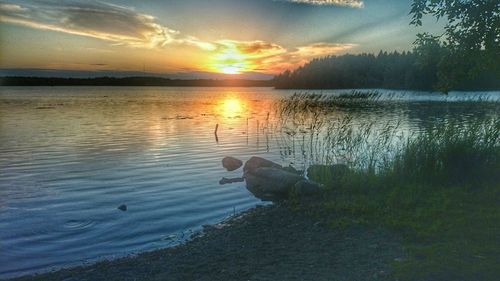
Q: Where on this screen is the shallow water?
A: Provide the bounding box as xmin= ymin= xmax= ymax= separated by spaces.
xmin=0 ymin=87 xmax=498 ymax=278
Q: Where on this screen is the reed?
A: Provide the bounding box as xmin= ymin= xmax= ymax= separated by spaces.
xmin=275 ymin=91 xmax=406 ymax=170
xmin=387 ymin=118 xmax=500 ymax=186
xmin=275 ymin=91 xmax=499 ymax=184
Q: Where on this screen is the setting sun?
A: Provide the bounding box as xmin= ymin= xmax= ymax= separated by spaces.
xmin=212 ymin=47 xmax=252 ymax=74
xmin=220 ymin=65 xmax=242 ymax=75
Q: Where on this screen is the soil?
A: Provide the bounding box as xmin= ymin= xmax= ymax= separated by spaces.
xmin=8 ymin=203 xmax=404 ymax=281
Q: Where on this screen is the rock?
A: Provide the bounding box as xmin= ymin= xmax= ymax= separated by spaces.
xmin=307 ymin=164 xmax=349 ymax=187
xmin=222 ymin=156 xmax=243 ymax=171
xmin=219 ymin=177 xmax=245 ymax=185
xmin=292 ymin=180 xmax=322 ymax=196
xmin=117 ymin=204 xmax=127 ymax=211
xmin=243 ymin=156 xmax=282 ymax=174
xmin=245 ymin=167 xmax=303 ymax=197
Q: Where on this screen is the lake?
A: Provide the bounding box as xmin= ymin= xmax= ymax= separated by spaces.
xmin=0 ymin=87 xmax=498 ymax=278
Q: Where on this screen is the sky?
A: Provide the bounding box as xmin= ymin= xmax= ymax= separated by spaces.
xmin=0 ymin=0 xmax=443 ymax=78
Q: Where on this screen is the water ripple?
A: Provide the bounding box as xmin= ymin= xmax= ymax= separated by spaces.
xmin=63 ymin=220 xmax=96 ymax=231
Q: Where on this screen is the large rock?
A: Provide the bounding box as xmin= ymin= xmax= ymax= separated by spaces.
xmin=292 ymin=180 xmax=322 ymax=196
xmin=243 ymin=156 xmax=282 ymax=174
xmin=245 ymin=167 xmax=303 ymax=197
xmin=222 ymin=156 xmax=243 ymax=171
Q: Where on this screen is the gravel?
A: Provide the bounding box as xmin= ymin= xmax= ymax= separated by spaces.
xmin=8 ymin=203 xmax=403 ymax=281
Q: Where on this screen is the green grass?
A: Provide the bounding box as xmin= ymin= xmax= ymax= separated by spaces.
xmin=278 ymin=93 xmax=500 ymax=280
xmin=309 ymin=121 xmax=499 ymax=280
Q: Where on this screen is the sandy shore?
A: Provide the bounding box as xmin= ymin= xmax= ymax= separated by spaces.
xmin=8 ymin=203 xmax=403 ymax=281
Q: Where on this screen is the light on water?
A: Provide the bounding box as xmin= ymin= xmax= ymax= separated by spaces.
xmin=221 ymin=97 xmax=244 ymax=117
xmin=0 ymin=87 xmax=498 ymax=278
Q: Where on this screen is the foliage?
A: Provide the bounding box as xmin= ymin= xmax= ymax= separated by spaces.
xmin=410 ymin=0 xmax=500 ymax=92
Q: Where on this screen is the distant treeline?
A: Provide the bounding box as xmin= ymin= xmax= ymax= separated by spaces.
xmin=3 ymin=51 xmax=499 ymax=90
xmin=0 ymin=76 xmax=273 ymax=87
xmin=273 ymin=51 xmax=500 ymax=91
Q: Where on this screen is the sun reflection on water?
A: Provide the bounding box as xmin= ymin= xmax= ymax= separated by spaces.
xmin=220 ymin=97 xmax=245 ymax=118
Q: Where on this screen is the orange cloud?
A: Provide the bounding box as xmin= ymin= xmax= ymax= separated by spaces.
xmin=205 ymin=40 xmax=356 ymax=74
xmin=201 ymin=40 xmax=285 ymax=73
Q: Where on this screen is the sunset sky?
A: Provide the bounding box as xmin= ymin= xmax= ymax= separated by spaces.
xmin=0 ymin=0 xmax=442 ymax=78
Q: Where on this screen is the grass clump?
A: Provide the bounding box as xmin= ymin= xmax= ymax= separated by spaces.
xmin=388 ymin=119 xmax=500 ymax=187
xmin=308 ymin=119 xmax=500 ymax=280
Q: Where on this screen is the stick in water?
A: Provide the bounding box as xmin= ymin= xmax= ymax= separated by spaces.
xmin=214 ymin=124 xmax=219 ymax=142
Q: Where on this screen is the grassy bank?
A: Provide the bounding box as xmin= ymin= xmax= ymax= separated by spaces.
xmin=281 ymin=95 xmax=500 ymax=280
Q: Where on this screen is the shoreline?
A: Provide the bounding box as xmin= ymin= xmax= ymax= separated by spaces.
xmin=7 ymin=202 xmax=403 ymax=281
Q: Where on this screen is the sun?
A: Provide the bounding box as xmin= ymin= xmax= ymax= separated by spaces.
xmin=220 ymin=65 xmax=243 ymax=75
xmin=212 ymin=48 xmax=252 ymax=75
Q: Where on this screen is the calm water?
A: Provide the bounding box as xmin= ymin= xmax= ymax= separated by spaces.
xmin=0 ymin=87 xmax=498 ymax=278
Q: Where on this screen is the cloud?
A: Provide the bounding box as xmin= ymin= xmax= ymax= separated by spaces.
xmin=213 ymin=40 xmax=287 ymax=58
xmin=206 ymin=40 xmax=356 ymax=73
xmin=205 ymin=40 xmax=288 ymax=73
xmin=293 ymin=42 xmax=357 ymax=57
xmin=0 ymin=3 xmax=26 ymax=12
xmin=280 ymin=0 xmax=364 ymax=8
xmin=0 ymin=0 xmax=190 ymax=48
xmin=266 ymin=42 xmax=357 ymax=72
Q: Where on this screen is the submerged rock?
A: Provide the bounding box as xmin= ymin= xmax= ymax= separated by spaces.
xmin=219 ymin=177 xmax=245 ymax=185
xmin=117 ymin=204 xmax=127 ymax=211
xmin=243 ymin=156 xmax=282 ymax=174
xmin=222 ymin=156 xmax=243 ymax=171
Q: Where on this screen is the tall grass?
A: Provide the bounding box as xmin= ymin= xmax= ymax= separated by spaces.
xmin=275 ymin=92 xmax=407 ymax=170
xmin=387 ymin=119 xmax=500 ymax=187
xmin=275 ymin=91 xmax=499 ymax=185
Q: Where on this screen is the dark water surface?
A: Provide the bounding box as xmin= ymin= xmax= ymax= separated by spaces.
xmin=0 ymin=87 xmax=498 ymax=278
